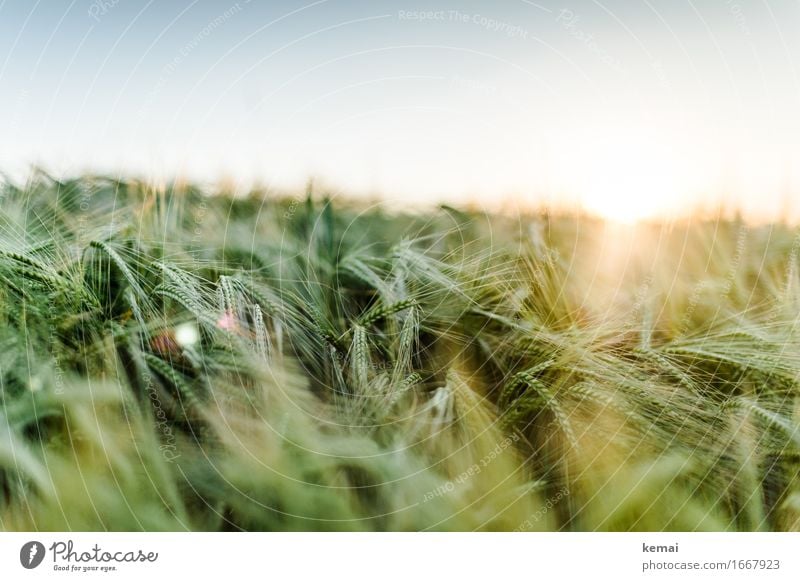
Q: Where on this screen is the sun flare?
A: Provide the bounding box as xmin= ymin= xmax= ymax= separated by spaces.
xmin=556 ymin=132 xmax=699 ymax=223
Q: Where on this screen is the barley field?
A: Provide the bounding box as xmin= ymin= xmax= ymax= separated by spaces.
xmin=1 ymin=174 xmax=799 ymax=531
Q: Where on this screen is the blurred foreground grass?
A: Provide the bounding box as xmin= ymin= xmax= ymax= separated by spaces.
xmin=1 ymin=174 xmax=799 ymax=531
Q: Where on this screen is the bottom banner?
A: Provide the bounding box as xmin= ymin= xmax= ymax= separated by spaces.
xmin=0 ymin=533 xmax=798 ymax=579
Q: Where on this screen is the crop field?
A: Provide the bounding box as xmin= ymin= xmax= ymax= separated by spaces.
xmin=1 ymin=175 xmax=799 ymax=531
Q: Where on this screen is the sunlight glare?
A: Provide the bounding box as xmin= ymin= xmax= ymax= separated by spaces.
xmin=556 ymin=132 xmax=696 ymax=223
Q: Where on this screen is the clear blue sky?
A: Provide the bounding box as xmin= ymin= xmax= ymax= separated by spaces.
xmin=1 ymin=0 xmax=798 ymax=219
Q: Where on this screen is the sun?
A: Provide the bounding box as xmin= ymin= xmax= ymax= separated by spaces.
xmin=554 ymin=131 xmax=696 ymax=223
xmin=580 ymin=160 xmax=671 ymax=223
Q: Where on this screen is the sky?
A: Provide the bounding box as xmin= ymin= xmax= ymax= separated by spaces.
xmin=1 ymin=0 xmax=799 ymax=221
